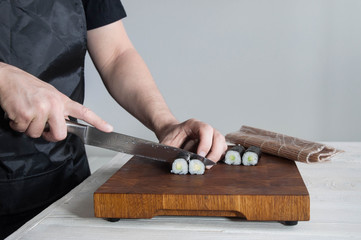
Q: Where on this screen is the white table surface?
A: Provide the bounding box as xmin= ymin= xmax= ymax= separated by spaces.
xmin=6 ymin=142 xmax=361 ymax=240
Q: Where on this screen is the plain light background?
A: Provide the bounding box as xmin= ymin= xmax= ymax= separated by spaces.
xmin=84 ymin=0 xmax=361 ymax=145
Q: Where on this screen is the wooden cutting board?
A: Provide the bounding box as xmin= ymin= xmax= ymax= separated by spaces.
xmin=94 ymin=153 xmax=310 ymax=224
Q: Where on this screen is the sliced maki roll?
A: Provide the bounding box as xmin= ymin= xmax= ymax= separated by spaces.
xmin=171 ymin=152 xmax=190 ymax=175
xmin=242 ymin=146 xmax=261 ymax=166
xmin=171 ymin=158 xmax=189 ymax=174
xmin=188 ymin=159 xmax=205 ymax=175
xmin=224 ymin=145 xmax=245 ymax=165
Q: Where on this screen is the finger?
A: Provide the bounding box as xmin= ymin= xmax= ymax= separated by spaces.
xmin=42 ymin=113 xmax=67 ymax=142
xmin=65 ymin=101 xmax=113 ymax=132
xmin=195 ymin=123 xmax=214 ymax=159
xmin=8 ymin=112 xmax=34 ymax=133
xmin=204 ymin=130 xmax=227 ymax=163
xmin=25 ymin=117 xmax=48 ymax=138
xmin=9 ymin=119 xmax=30 ymax=133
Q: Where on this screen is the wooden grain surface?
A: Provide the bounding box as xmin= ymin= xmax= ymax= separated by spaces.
xmin=6 ymin=142 xmax=361 ymax=240
xmin=94 ymin=153 xmax=310 ymax=221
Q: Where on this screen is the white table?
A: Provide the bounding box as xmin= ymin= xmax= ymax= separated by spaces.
xmin=7 ymin=142 xmax=361 ymax=240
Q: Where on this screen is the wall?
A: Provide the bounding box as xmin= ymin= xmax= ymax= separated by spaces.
xmin=84 ymin=0 xmax=361 ymax=143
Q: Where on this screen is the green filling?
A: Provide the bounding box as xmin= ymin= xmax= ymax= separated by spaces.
xmin=194 ymin=163 xmax=201 ymax=171
xmin=229 ymin=155 xmax=236 ymax=161
xmin=248 ymin=155 xmax=254 ymax=162
xmin=175 ymin=163 xmax=183 ymax=170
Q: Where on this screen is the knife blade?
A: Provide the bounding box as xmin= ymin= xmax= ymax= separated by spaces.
xmin=66 ymin=120 xmax=215 ymax=166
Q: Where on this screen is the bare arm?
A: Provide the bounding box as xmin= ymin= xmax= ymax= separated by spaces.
xmin=87 ymin=20 xmax=227 ymax=162
xmin=86 ymin=20 xmax=176 ymax=136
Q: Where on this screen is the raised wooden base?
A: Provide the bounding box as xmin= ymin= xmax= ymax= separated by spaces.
xmin=94 ymin=153 xmax=310 ymax=223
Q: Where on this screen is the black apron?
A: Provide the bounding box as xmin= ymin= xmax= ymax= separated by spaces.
xmin=0 ymin=0 xmax=90 ymax=216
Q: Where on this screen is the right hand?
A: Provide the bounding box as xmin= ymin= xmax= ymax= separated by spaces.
xmin=157 ymin=118 xmax=227 ymax=164
xmin=0 ymin=62 xmax=113 ymax=142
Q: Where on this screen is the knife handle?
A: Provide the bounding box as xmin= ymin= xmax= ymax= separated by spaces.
xmin=65 ymin=120 xmax=87 ymax=141
xmin=39 ymin=119 xmax=87 ymax=140
xmin=45 ymin=120 xmax=87 ymax=141
xmin=4 ymin=112 xmax=87 ymax=140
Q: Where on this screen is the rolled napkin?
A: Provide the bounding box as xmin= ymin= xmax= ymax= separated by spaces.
xmin=225 ymin=126 xmax=343 ymax=163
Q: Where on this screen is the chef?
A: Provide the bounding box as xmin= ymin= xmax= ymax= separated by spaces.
xmin=0 ymin=0 xmax=227 ymax=238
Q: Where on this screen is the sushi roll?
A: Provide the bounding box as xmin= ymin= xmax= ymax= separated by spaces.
xmin=171 ymin=153 xmax=190 ymax=175
xmin=242 ymin=146 xmax=261 ymax=166
xmin=171 ymin=158 xmax=189 ymax=174
xmin=188 ymin=159 xmax=205 ymax=175
xmin=224 ymin=145 xmax=245 ymax=165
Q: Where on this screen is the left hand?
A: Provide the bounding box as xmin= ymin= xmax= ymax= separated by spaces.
xmin=157 ymin=118 xmax=227 ymax=163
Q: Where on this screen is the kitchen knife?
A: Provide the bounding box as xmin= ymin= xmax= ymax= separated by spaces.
xmin=3 ymin=112 xmax=215 ymax=166
xmin=66 ymin=120 xmax=215 ymax=166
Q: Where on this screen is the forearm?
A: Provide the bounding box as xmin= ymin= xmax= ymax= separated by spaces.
xmin=99 ymin=47 xmax=178 ymax=137
xmin=86 ymin=20 xmax=226 ymax=160
xmin=0 ymin=62 xmax=6 ymax=94
xmin=0 ymin=62 xmax=11 ymax=91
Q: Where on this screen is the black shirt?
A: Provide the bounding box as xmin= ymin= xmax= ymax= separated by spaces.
xmin=82 ymin=0 xmax=127 ymax=30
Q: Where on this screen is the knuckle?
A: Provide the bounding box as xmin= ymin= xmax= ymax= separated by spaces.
xmin=35 ymin=101 xmax=49 ymax=114
xmin=224 ymin=143 xmax=228 ymax=151
xmin=52 ymin=130 xmax=67 ymax=142
xmin=201 ymin=124 xmax=214 ymax=134
xmin=218 ymin=133 xmax=226 ymax=142
xmin=9 ymin=122 xmax=27 ymax=132
xmin=47 ymin=97 xmax=61 ymax=110
xmin=25 ymin=122 xmax=46 ymax=139
xmin=19 ymin=111 xmax=33 ymax=122
xmin=79 ymin=106 xmax=91 ymax=119
xmin=185 ymin=118 xmax=197 ymax=126
xmin=27 ymin=131 xmax=42 ymax=139
xmin=214 ymin=129 xmax=225 ymax=139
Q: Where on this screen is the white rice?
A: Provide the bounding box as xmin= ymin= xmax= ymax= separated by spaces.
xmin=224 ymin=150 xmax=242 ymax=165
xmin=242 ymin=151 xmax=258 ymax=166
xmin=188 ymin=159 xmax=205 ymax=175
xmin=171 ymin=158 xmax=188 ymax=174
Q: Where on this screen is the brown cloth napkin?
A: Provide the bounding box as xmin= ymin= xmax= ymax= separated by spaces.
xmin=225 ymin=126 xmax=343 ymax=163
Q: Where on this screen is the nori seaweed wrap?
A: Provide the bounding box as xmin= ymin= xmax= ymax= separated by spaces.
xmin=171 ymin=152 xmax=190 ymax=175
xmin=224 ymin=145 xmax=245 ymax=165
xmin=242 ymin=146 xmax=261 ymax=166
